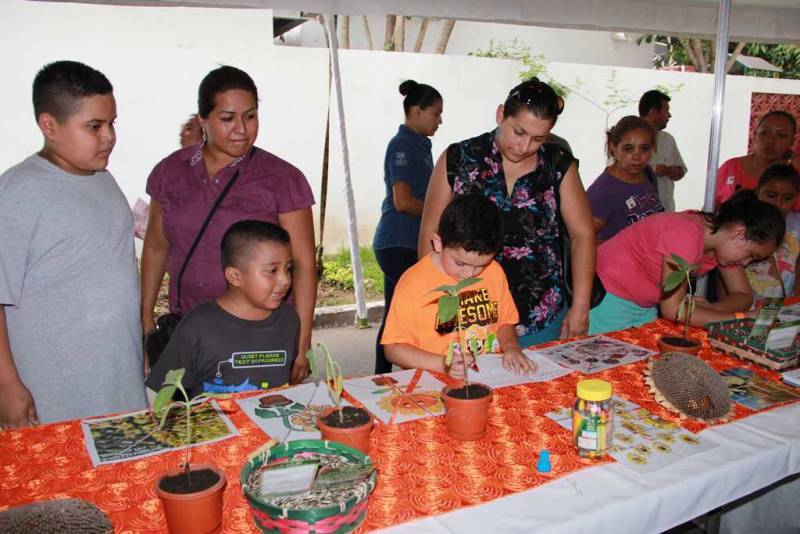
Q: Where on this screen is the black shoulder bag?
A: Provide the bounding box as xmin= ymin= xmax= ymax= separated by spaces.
xmin=145 ymin=169 xmax=241 ymax=368
xmin=545 ymin=155 xmax=606 ymax=309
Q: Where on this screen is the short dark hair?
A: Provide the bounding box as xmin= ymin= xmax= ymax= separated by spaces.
xmin=32 ymin=61 xmax=113 ymax=122
xmin=503 ymin=78 xmax=563 ymax=126
xmin=758 ymin=164 xmax=800 ymax=192
xmin=398 ymin=80 xmax=442 ymax=115
xmin=198 ymin=66 xmax=258 ymax=118
xmin=438 ymin=194 xmax=504 ymax=255
xmin=706 ymin=190 xmax=785 ymax=247
xmin=606 ymin=115 xmax=656 ymax=157
xmin=221 ymin=220 xmax=290 ymax=270
xmin=638 ymin=90 xmax=670 ymax=117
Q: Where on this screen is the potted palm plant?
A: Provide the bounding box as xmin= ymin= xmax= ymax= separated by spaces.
xmin=433 ymin=277 xmax=494 ymax=441
xmin=152 ymin=368 xmax=228 ymax=534
xmin=660 ymin=254 xmax=702 ymax=355
xmin=308 ymin=342 xmax=374 ymax=454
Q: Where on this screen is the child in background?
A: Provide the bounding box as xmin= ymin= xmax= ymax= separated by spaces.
xmin=587 ymin=115 xmax=664 ymax=243
xmin=588 ymin=190 xmax=785 ymax=335
xmin=146 ymin=220 xmax=299 ymax=398
xmin=0 ymin=61 xmax=146 ymax=426
xmin=382 ymin=194 xmax=536 ymax=378
xmin=746 ymin=165 xmax=800 ymax=303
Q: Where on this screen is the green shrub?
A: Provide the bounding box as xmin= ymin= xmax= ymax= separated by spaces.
xmin=321 ymin=246 xmax=384 ymax=293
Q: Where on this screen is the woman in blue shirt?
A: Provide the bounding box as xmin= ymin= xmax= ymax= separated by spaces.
xmin=373 ymin=80 xmax=443 ymax=373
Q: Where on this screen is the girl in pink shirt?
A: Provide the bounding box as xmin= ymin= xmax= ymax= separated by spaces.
xmin=589 ymin=190 xmax=785 ymax=334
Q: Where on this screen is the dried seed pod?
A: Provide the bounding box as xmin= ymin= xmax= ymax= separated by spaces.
xmin=645 ymin=352 xmax=732 ymax=423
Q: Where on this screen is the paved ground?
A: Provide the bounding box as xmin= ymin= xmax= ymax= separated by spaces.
xmin=311 ymin=321 xmax=388 ymax=378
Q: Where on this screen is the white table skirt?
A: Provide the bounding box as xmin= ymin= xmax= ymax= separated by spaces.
xmin=380 ymin=402 xmax=800 ymax=534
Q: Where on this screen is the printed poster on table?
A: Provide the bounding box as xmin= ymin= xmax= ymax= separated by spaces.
xmin=82 ymin=400 xmax=237 ymax=467
xmin=546 ymin=397 xmax=716 ymax=473
xmin=721 ymin=367 xmax=800 ymax=410
xmin=236 ymin=381 xmax=349 ymax=442
xmin=534 ymin=336 xmax=654 ymax=374
xmin=344 ymin=369 xmax=446 ymax=424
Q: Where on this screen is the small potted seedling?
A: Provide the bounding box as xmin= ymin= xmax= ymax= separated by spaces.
xmin=309 ymin=342 xmax=374 ymax=454
xmin=434 ymin=277 xmax=494 ymax=441
xmin=152 ymin=369 xmax=228 ymax=534
xmin=660 ymin=253 xmax=702 ymax=355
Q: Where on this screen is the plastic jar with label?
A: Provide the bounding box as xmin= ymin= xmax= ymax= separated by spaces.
xmin=572 ymin=379 xmax=613 ymax=459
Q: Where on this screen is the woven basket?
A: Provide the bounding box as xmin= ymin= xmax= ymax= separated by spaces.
xmin=241 ymin=439 xmax=377 ymax=533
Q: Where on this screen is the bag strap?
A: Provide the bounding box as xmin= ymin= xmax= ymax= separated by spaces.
xmin=175 ymin=168 xmax=241 ymax=313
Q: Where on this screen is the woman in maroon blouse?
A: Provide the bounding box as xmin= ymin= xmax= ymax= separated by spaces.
xmin=140 ymin=66 xmax=317 ymax=383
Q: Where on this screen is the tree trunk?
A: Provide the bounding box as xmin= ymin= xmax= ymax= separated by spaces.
xmin=692 ymin=38 xmax=708 ymax=73
xmin=363 ymin=16 xmax=373 ymax=50
xmin=384 ymin=15 xmax=396 ymax=51
xmin=394 ymin=15 xmax=405 ymax=52
xmin=726 ymin=42 xmax=747 ymax=73
xmin=434 ymin=19 xmax=455 ymax=54
xmin=342 ymin=15 xmax=350 ymax=49
xmin=414 ymin=18 xmax=429 ymax=52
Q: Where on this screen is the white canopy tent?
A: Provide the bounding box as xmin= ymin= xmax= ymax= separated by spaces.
xmin=35 ymin=0 xmax=800 ymax=44
xmin=33 ymin=0 xmax=800 ymax=318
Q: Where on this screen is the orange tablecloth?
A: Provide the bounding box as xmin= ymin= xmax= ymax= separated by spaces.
xmin=0 ymin=321 xmax=789 ymax=532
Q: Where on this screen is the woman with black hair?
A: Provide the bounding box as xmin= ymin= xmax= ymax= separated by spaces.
xmin=141 ymin=65 xmax=316 ymax=383
xmin=373 ymin=80 xmax=443 ymax=373
xmin=716 ymin=110 xmax=798 ymax=209
xmin=418 ymin=79 xmax=596 ymax=346
xmin=588 ymin=190 xmax=785 ymax=334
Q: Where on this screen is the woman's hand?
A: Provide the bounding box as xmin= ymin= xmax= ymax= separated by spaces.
xmin=560 ymin=305 xmax=589 ymax=339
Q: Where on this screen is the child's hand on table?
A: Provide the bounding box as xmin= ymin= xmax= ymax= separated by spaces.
xmin=446 ymin=350 xmax=474 ymax=380
xmin=502 ymin=348 xmax=537 ymax=375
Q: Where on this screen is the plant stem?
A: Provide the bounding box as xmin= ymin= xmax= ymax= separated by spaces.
xmin=175 ymin=383 xmax=192 ymax=486
xmin=683 ymin=271 xmax=693 ymax=342
xmin=455 ymin=297 xmax=470 ymax=398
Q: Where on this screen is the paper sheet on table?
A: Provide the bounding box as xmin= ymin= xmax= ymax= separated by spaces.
xmin=82 ymin=400 xmax=237 ymax=467
xmin=343 ymin=369 xmax=446 ymax=424
xmin=236 ymin=382 xmax=349 ymax=442
xmin=545 ymin=397 xmax=716 ymax=474
xmin=469 ymin=351 xmax=573 ymax=389
xmin=533 ymin=335 xmax=654 ymax=374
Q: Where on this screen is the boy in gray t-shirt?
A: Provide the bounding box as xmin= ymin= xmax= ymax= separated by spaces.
xmin=146 ymin=220 xmax=299 ymax=398
xmin=0 ymin=61 xmax=146 ymax=426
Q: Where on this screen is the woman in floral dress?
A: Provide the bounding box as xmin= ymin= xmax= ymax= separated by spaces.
xmin=418 ymin=79 xmax=596 ymax=346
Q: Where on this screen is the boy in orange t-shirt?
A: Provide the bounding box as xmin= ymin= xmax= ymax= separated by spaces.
xmin=382 ymin=194 xmax=536 ymax=379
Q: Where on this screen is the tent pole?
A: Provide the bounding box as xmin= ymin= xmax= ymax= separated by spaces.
xmin=322 ymin=14 xmax=369 ymax=327
xmin=703 ymin=0 xmax=731 ymax=212
xmin=697 ymin=0 xmax=731 ymax=298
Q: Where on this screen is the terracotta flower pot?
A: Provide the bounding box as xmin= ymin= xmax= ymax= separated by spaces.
xmin=442 ymin=383 xmax=493 ymax=441
xmin=317 ymin=406 xmax=374 ymax=455
xmin=155 ymin=463 xmax=226 ymax=534
xmin=658 ymin=335 xmax=701 ymax=356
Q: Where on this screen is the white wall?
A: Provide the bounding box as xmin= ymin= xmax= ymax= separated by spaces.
xmin=3 ymin=1 xmax=800 ymax=253
xmin=284 ymin=15 xmax=655 ymax=68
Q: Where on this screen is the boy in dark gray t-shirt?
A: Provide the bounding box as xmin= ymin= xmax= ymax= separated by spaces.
xmin=146 ymin=220 xmax=299 ymax=398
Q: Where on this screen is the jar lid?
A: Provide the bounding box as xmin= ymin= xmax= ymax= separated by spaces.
xmin=576 ymin=379 xmax=612 ymax=401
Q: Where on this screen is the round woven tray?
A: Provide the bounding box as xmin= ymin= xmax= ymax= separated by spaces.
xmin=241 ymin=439 xmax=377 ymax=533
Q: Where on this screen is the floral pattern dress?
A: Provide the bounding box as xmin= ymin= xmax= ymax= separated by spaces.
xmin=446 ymin=131 xmax=575 ymax=337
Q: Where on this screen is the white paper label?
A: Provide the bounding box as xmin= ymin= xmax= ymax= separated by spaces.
xmin=258 ymin=463 xmax=318 ymax=497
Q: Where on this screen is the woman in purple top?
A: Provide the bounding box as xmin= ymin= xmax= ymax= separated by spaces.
xmin=587 ymin=115 xmax=664 ymax=243
xmin=140 ymin=66 xmax=316 ymax=383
